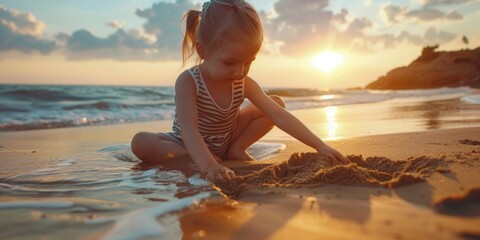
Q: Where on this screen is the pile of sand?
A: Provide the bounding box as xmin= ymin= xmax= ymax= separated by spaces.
xmin=217 ymin=153 xmax=450 ymax=198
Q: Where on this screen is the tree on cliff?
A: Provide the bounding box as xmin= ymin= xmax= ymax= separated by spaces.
xmin=414 ymin=45 xmax=440 ymax=63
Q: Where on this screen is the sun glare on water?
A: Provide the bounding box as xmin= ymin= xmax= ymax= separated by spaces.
xmin=311 ymin=51 xmax=345 ymax=74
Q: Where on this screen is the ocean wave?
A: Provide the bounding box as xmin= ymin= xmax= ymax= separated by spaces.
xmin=462 ymin=94 xmax=480 ymax=104
xmin=0 ymin=84 xmax=477 ymax=132
xmin=0 ymin=106 xmax=30 ymax=113
xmin=115 ymin=87 xmax=175 ymax=98
xmin=265 ymin=88 xmax=332 ymax=97
xmin=63 ymin=101 xmax=129 ymax=111
xmin=3 ymin=88 xmax=95 ymax=102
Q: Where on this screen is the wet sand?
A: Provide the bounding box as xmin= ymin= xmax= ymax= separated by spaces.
xmin=1 ymin=120 xmax=480 ymax=239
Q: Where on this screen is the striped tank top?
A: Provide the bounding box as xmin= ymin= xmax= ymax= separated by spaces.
xmin=163 ymin=65 xmax=245 ymax=158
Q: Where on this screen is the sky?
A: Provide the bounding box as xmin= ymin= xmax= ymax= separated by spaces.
xmin=0 ymin=0 xmax=479 ymax=89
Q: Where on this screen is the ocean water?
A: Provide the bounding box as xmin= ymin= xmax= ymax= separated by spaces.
xmin=1 ymin=84 xmax=480 ymax=239
xmin=0 ymin=148 xmax=217 ymax=239
xmin=1 ymin=84 xmax=479 ymax=132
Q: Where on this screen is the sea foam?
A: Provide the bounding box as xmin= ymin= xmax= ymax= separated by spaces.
xmin=0 ymin=201 xmax=74 ymax=209
xmin=87 ymin=192 xmax=212 ymax=240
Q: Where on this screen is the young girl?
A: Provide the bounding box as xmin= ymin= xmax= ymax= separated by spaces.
xmin=131 ymin=0 xmax=347 ymax=181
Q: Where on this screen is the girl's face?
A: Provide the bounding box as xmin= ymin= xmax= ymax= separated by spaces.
xmin=199 ymin=36 xmax=259 ymax=85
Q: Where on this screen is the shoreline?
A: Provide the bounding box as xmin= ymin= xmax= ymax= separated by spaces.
xmin=1 ymin=113 xmax=480 ymax=176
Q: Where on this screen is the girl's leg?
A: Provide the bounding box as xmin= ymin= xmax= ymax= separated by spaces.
xmin=227 ymin=95 xmax=286 ymax=160
xmin=131 ymin=132 xmax=188 ymax=163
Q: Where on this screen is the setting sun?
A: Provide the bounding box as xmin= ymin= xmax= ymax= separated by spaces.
xmin=311 ymin=51 xmax=345 ymax=74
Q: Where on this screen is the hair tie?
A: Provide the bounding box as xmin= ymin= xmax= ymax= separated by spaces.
xmin=207 ymin=0 xmax=241 ymax=12
xmin=202 ymin=1 xmax=211 ymax=12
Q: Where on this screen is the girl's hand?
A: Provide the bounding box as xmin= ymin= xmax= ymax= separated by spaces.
xmin=316 ymin=143 xmax=350 ymax=164
xmin=205 ymin=163 xmax=236 ymax=182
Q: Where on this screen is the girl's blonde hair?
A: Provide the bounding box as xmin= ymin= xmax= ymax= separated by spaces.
xmin=181 ymin=0 xmax=263 ymax=67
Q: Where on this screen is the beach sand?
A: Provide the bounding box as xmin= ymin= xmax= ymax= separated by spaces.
xmin=209 ymin=129 xmax=480 ymax=239
xmin=1 ymin=120 xmax=480 ymax=239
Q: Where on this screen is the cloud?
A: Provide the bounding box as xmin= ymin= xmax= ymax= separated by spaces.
xmin=387 ymin=27 xmax=456 ymax=46
xmin=263 ymin=0 xmax=336 ymax=56
xmin=423 ymin=26 xmax=456 ymax=43
xmin=345 ymin=17 xmax=373 ymax=38
xmin=380 ymin=5 xmax=407 ymax=24
xmin=380 ymin=4 xmax=462 ymax=25
xmin=333 ymin=8 xmax=349 ymax=26
xmin=406 ymin=8 xmax=462 ymax=22
xmin=264 ymin=0 xmax=399 ymax=55
xmin=136 ymin=0 xmax=198 ymax=50
xmin=0 ymin=1 xmax=465 ymax=60
xmin=417 ymin=0 xmax=476 ymax=7
xmin=63 ymin=29 xmax=164 ymax=61
xmin=0 ymin=5 xmax=55 ymax=54
xmin=62 ymin=0 xmax=198 ymax=61
xmin=107 ymin=20 xmax=124 ymax=29
xmin=338 ymin=26 xmax=456 ymax=53
xmin=0 ymin=5 xmax=43 ymax=36
xmin=263 ymin=0 xmax=459 ymax=56
xmin=0 ymin=0 xmax=199 ymax=61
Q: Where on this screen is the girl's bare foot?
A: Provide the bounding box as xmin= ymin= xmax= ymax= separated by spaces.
xmin=226 ymin=147 xmax=255 ymax=161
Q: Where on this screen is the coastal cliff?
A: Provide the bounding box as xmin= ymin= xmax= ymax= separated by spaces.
xmin=366 ymin=46 xmax=480 ymax=90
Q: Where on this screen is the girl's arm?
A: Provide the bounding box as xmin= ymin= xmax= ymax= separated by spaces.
xmin=174 ymin=72 xmax=236 ymax=181
xmin=244 ymin=77 xmax=348 ymax=163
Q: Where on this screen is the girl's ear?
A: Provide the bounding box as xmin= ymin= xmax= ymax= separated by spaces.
xmin=196 ymin=42 xmax=205 ymax=59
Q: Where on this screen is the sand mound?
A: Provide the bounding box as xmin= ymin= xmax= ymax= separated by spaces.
xmin=433 ymin=187 xmax=480 ymax=216
xmin=217 ymin=153 xmax=449 ymax=198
